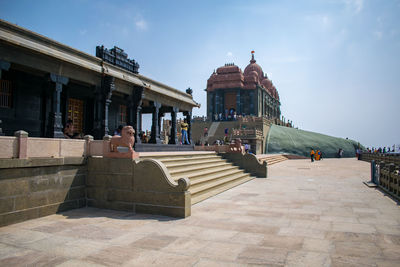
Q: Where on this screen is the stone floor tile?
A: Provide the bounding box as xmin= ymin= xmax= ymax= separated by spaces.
xmin=0 ymin=229 xmax=50 ymax=246
xmin=278 ymin=227 xmax=326 ymax=239
xmin=129 ymin=234 xmax=178 ymax=250
xmin=375 ymin=224 xmax=400 ymax=235
xmin=289 ymin=219 xmax=332 ymax=231
xmin=197 ymin=241 xmax=245 ymax=261
xmin=122 ymin=250 xmax=199 ymax=267
xmin=261 ymin=234 xmax=304 ymax=250
xmin=161 ymin=237 xmax=210 ymax=256
xmin=84 ymin=245 xmax=146 ymax=266
xmin=237 ymin=245 xmax=287 ymax=265
xmin=333 ymin=241 xmax=383 ymax=258
xmin=48 ymin=239 xmax=108 ymax=259
xmin=193 ymin=228 xmax=239 ymax=242
xmin=0 ymin=250 xmax=67 ymax=267
xmin=56 ymin=259 xmax=107 ymax=267
xmin=233 ymin=223 xmax=279 ymax=235
xmin=325 ymin=231 xmax=379 ymax=243
xmin=331 ymin=255 xmax=380 ymax=267
xmin=193 ymin=258 xmax=245 ymax=267
xmin=229 ymin=231 xmax=265 ymax=245
xmin=319 ymin=215 xmax=359 ymax=223
xmin=302 ymin=238 xmax=334 ymax=253
xmin=331 ymin=222 xmax=377 ymax=234
xmin=0 ymin=242 xmax=28 ymax=260
xmin=285 ymin=251 xmax=331 ymax=267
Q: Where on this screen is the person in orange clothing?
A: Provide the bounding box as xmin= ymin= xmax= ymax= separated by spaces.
xmin=310 ymin=149 xmax=315 ymax=162
xmin=315 ymin=150 xmax=320 ymax=161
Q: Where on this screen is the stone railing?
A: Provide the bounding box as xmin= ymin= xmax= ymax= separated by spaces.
xmin=361 ymin=153 xmax=400 ymax=166
xmin=0 ymin=131 xmax=137 ymax=159
xmin=232 ymin=128 xmax=264 ymax=138
xmin=194 ymin=145 xmax=229 ymax=153
xmin=379 ymin=162 xmax=400 ymax=201
xmin=0 ymin=131 xmax=88 ymax=159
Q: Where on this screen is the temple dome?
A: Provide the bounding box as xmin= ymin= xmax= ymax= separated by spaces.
xmin=261 ymin=78 xmax=272 ymax=90
xmin=243 ymin=53 xmax=264 ymax=78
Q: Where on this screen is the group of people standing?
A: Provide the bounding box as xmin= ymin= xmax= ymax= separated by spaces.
xmin=310 ymin=149 xmax=322 ymax=162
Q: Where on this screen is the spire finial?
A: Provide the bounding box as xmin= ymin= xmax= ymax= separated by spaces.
xmin=250 ymin=50 xmax=256 ymax=63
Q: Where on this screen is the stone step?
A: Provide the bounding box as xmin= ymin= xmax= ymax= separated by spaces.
xmin=141 ymin=152 xmax=255 ymax=205
xmin=190 ymin=168 xmax=245 ymax=186
xmin=191 ymin=175 xmax=254 ymax=204
xmin=169 ymin=162 xmax=232 ymax=177
xmin=190 ymin=172 xmax=251 ymax=195
xmin=258 ymin=155 xmax=288 ymax=166
xmin=162 ymin=158 xmax=223 ymax=169
xmin=154 ymin=155 xmax=220 ymax=163
xmin=170 ymin=165 xmax=238 ymax=181
xmin=140 ymin=152 xmax=216 ymax=160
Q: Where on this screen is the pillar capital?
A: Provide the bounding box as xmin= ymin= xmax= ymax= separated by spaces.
xmin=49 ymin=73 xmax=69 ymax=86
xmin=14 ymin=130 xmax=28 ymax=138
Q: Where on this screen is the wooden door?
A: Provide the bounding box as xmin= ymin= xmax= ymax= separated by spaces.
xmin=67 ymin=98 xmax=84 ymax=133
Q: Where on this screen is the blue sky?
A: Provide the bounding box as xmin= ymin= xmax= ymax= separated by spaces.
xmin=1 ymin=0 xmax=399 ymax=148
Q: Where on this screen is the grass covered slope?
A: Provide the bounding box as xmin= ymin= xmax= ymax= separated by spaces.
xmin=266 ymin=124 xmax=362 ymax=158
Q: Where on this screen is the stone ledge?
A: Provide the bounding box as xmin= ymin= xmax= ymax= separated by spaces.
xmin=0 ymin=157 xmax=86 ymax=169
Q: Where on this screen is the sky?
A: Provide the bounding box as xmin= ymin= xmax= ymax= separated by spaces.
xmin=1 ymin=0 xmax=399 ymax=148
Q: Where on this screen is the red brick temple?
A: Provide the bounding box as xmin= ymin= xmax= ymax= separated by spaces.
xmin=206 ymin=52 xmax=281 ymax=120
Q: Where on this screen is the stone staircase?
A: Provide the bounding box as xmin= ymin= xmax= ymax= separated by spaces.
xmin=140 ymin=152 xmax=255 ymax=204
xmin=257 ymin=154 xmax=288 ymax=166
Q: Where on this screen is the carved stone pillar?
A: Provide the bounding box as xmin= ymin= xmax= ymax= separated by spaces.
xmin=47 ymin=73 xmax=69 ymax=138
xmin=103 ymin=76 xmax=115 ymax=136
xmin=150 ymin=101 xmax=161 ymax=144
xmin=93 ymin=85 xmax=103 ymax=139
xmin=131 ymin=87 xmax=144 ymax=144
xmin=158 ymin=110 xmax=164 ymax=143
xmin=184 ymin=111 xmax=192 ymax=144
xmin=169 ymin=107 xmax=179 ymax=144
xmin=236 ymin=89 xmax=241 ymax=115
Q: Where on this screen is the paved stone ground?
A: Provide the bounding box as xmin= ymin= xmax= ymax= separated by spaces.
xmin=1 ymin=158 xmax=399 ymax=266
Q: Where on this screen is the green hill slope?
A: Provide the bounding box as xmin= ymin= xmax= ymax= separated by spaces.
xmin=266 ymin=125 xmax=362 ymax=158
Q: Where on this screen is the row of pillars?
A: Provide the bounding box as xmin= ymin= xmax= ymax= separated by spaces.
xmin=1 ymin=60 xmax=193 ymax=143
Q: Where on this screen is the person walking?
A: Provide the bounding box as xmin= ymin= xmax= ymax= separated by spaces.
xmin=310 ymin=149 xmax=315 ymax=162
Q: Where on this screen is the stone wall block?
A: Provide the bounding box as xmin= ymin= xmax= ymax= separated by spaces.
xmin=107 ymin=189 xmax=134 ymax=202
xmin=0 ymin=179 xmax=30 ymax=197
xmin=67 ymin=186 xmax=86 ymax=200
xmin=0 ymin=198 xmax=15 ymax=213
xmin=14 ymin=193 xmax=48 ymax=210
xmin=0 ymin=208 xmax=39 ymax=227
xmin=47 ymin=189 xmax=69 ymax=204
xmin=86 ymin=187 xmax=107 ymax=200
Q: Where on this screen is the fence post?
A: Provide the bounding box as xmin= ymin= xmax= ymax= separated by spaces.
xmin=102 ymin=135 xmax=112 ymax=157
xmin=14 ymin=130 xmax=28 ymax=159
xmin=84 ymin=135 xmax=94 ymax=157
xmin=370 ymin=160 xmax=376 ymax=184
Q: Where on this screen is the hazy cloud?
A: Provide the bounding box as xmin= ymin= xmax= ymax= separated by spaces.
xmin=373 ymin=31 xmax=383 ymax=40
xmin=304 ymin=14 xmax=331 ymax=30
xmin=227 ymin=51 xmax=233 ymax=57
xmin=342 ymin=0 xmax=364 ymax=14
xmin=135 ymin=18 xmax=147 ymax=31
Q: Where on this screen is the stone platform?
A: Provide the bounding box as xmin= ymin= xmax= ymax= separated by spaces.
xmin=0 ymin=158 xmax=399 ymax=266
xmin=135 ymin=144 xmax=195 ymax=152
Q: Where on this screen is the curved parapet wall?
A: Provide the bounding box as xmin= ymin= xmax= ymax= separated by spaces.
xmin=220 ymin=152 xmax=267 ymax=178
xmin=87 ymin=157 xmax=191 ymax=218
xmin=266 ymin=124 xmax=363 ymax=158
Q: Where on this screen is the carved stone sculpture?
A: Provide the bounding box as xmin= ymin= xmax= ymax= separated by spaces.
xmin=106 ymin=126 xmax=139 ymax=159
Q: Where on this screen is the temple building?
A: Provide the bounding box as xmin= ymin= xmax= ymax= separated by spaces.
xmin=0 ymin=19 xmax=199 ymax=149
xmin=206 ymin=52 xmax=281 ymax=120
